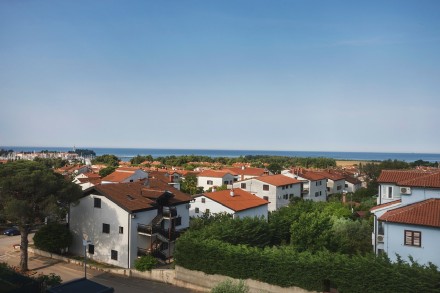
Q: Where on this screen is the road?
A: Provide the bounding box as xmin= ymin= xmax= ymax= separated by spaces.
xmin=0 ymin=234 xmax=195 ymax=293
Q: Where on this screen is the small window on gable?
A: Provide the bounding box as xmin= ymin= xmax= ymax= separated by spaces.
xmin=94 ymin=198 xmax=101 ymax=208
xmin=263 ymin=184 xmax=269 ymax=191
xmin=263 ymin=196 xmax=269 ymax=201
xmin=201 ymin=198 xmax=206 ymax=203
xmin=241 ymin=183 xmax=246 ymax=189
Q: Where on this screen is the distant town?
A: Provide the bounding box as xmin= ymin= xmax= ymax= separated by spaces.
xmin=1 ymin=147 xmax=439 ymax=292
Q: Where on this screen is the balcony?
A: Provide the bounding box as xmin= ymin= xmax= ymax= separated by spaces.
xmin=301 ymin=189 xmax=309 ymax=195
xmin=138 ymin=224 xmax=159 ymax=235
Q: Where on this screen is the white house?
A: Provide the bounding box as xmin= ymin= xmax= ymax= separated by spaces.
xmin=282 ymin=169 xmax=327 ymax=201
xmin=222 ymin=166 xmax=270 ymax=182
xmin=69 ymin=179 xmax=191 ymax=268
xmin=72 ymin=173 xmax=102 ymax=190
xmin=101 ymin=167 xmax=148 ymax=184
xmin=315 ymin=171 xmax=345 ymax=195
xmin=190 ymin=188 xmax=269 ymax=219
xmin=197 ymin=170 xmax=235 ymax=192
xmin=343 ymin=175 xmax=362 ymax=193
xmin=232 ymin=174 xmax=304 ymax=211
xmin=370 ymin=170 xmax=440 ymax=268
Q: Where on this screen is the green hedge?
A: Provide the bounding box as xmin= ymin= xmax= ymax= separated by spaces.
xmin=175 ymin=232 xmax=440 ymax=293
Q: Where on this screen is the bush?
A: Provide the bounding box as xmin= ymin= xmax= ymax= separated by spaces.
xmin=134 ymin=255 xmax=157 ymax=272
xmin=33 ymin=223 xmax=72 ymax=254
xmin=211 ymin=279 xmax=249 ymax=293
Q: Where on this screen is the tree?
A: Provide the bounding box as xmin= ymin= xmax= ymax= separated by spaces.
xmin=99 ymin=166 xmax=116 ymax=177
xmin=0 ymin=161 xmax=82 ymax=272
xmin=33 ymin=223 xmax=72 ymax=254
xmin=91 ymin=154 xmax=119 ymax=167
xmin=290 ymin=212 xmax=333 ymax=252
xmin=180 ymin=174 xmax=203 ymax=195
xmin=130 ymin=155 xmax=153 ymax=165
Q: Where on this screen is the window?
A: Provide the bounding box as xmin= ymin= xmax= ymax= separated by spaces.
xmin=345 ymin=184 xmax=348 ymax=188
xmin=315 ymin=181 xmax=318 ymax=186
xmin=319 ymin=191 xmax=322 ymax=196
xmin=94 ymin=198 xmax=101 ymax=208
xmin=315 ymin=192 xmax=319 ymax=197
xmin=205 ymin=209 xmax=210 ymax=214
xmin=404 ymin=230 xmax=421 ymax=247
xmin=224 ymin=181 xmax=229 ymax=185
xmin=289 ymin=194 xmax=294 ymax=199
xmin=263 ymin=184 xmax=269 ymax=191
xmin=283 ymin=194 xmax=288 ymax=200
xmin=119 ymin=226 xmax=123 ymax=234
xmin=111 ymin=250 xmax=118 ymax=260
xmin=327 ymin=187 xmax=330 ymax=192
xmin=388 ymin=186 xmax=393 ymax=199
xmin=282 ymin=186 xmax=285 ymax=190
xmin=102 ymin=223 xmax=110 ymax=234
xmin=195 ymin=207 xmax=199 ymax=213
xmin=174 ymin=216 xmax=182 ymax=226
xmin=207 ymin=180 xmax=213 ymax=185
xmin=263 ymin=196 xmax=269 ymax=201
xmin=88 ymin=244 xmax=94 ymax=254
xmin=201 ymin=198 xmax=206 ymax=203
xmin=337 ymin=185 xmax=342 ymax=190
xmin=241 ymin=183 xmax=246 ymax=189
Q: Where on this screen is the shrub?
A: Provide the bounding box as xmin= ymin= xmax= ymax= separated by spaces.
xmin=134 ymin=255 xmax=157 ymax=272
xmin=33 ymin=223 xmax=72 ymax=254
xmin=211 ymin=279 xmax=249 ymax=293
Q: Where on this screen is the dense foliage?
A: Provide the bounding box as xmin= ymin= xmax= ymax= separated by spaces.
xmin=71 ymin=148 xmax=96 ymax=156
xmin=134 ymin=255 xmax=158 ymax=271
xmin=211 ymin=279 xmax=249 ymax=293
xmin=99 ymin=166 xmax=117 ymax=177
xmin=33 ymin=223 xmax=73 ymax=254
xmin=92 ymin=154 xmax=120 ymax=167
xmin=175 ymin=235 xmax=440 ymax=293
xmin=180 ymin=174 xmax=204 ymax=195
xmin=130 ymin=155 xmax=154 ymax=165
xmin=34 ymin=157 xmax=69 ymax=169
xmin=0 ymin=161 xmax=82 ymax=271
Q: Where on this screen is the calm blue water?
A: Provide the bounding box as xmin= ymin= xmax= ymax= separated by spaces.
xmin=2 ymin=146 xmax=440 ymax=162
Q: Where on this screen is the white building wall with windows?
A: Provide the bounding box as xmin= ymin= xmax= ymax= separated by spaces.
xmin=384 ymin=223 xmax=440 ymax=268
xmin=197 ymin=174 xmax=235 ymax=191
xmin=190 ymin=195 xmax=234 ymax=217
xmin=233 ymin=179 xmax=301 ymax=211
xmin=327 ymin=179 xmax=345 ymax=195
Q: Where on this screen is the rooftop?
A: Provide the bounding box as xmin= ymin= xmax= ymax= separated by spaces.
xmin=201 ymin=188 xmax=268 ymax=212
xmin=256 ymin=174 xmax=303 ymax=186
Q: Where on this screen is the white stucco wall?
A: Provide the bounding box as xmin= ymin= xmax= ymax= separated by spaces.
xmin=384 ymin=223 xmax=440 ymax=268
xmin=70 ymin=194 xmax=134 ymax=268
xmin=197 ymin=174 xmax=234 ymax=191
xmin=327 ymin=179 xmax=345 ymax=195
xmin=233 ymin=179 xmax=301 ymax=211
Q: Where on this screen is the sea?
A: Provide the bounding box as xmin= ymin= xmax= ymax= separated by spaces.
xmin=2 ymin=146 xmax=440 ymax=162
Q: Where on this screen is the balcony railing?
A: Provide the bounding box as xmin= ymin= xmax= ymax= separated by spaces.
xmin=301 ymin=189 xmax=309 ymax=194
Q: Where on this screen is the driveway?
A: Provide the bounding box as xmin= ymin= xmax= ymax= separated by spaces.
xmin=0 ymin=234 xmax=196 ymax=293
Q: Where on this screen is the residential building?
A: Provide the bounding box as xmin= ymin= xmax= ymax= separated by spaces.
xmin=101 ymin=167 xmax=148 ymax=184
xmin=315 ymin=170 xmax=345 ymax=195
xmin=232 ymin=174 xmax=304 ymax=211
xmin=282 ymin=168 xmax=327 ymax=201
xmin=343 ymin=175 xmax=362 ymax=193
xmin=73 ymin=172 xmax=102 ymax=190
xmin=190 ymin=188 xmax=269 ymax=219
xmin=222 ymin=166 xmax=270 ymax=182
xmin=370 ymin=169 xmax=440 ymax=268
xmin=69 ymin=179 xmax=191 ymax=268
xmin=197 ymin=170 xmax=235 ymax=191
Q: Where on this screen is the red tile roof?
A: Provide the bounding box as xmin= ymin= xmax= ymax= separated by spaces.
xmin=315 ymin=171 xmax=345 ymax=181
xmin=88 ymin=180 xmax=191 ymax=212
xmin=378 ymin=170 xmax=440 ymax=188
xmin=290 ymin=169 xmax=327 ymax=181
xmin=379 ymin=199 xmax=440 ymax=228
xmin=101 ymin=168 xmax=147 ymax=183
xmin=223 ymin=167 xmax=268 ymax=177
xmin=198 ymin=170 xmax=233 ymax=178
xmin=370 ymin=200 xmax=402 ymax=211
xmin=256 ymin=174 xmax=303 ymax=186
xmin=202 ymin=188 xmax=268 ymax=212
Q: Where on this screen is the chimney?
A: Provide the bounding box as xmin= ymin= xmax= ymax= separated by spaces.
xmin=230 ymin=189 xmax=234 ymax=197
xmin=241 ymin=165 xmax=245 ymax=170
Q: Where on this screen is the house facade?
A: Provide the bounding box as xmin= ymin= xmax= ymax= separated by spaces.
xmin=190 ymin=188 xmax=269 ymax=219
xmin=197 ymin=170 xmax=235 ymax=191
xmin=222 ymin=166 xmax=270 ymax=182
xmin=232 ymin=174 xmax=303 ymax=211
xmin=282 ymin=169 xmax=327 ymax=201
xmin=370 ymin=170 xmax=440 ymax=268
xmin=315 ymin=171 xmax=345 ymax=195
xmin=69 ymin=179 xmax=191 ymax=268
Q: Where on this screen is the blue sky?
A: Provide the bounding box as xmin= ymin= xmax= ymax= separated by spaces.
xmin=1 ymin=1 xmax=439 ymax=153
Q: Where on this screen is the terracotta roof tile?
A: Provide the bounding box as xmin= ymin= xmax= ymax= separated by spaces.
xmin=315 ymin=171 xmax=345 ymax=181
xmin=398 ymin=172 xmax=440 ymax=188
xmin=290 ymin=169 xmax=327 ymax=181
xmin=202 ymin=188 xmax=268 ymax=212
xmin=256 ymin=174 xmax=303 ymax=186
xmin=222 ymin=167 xmax=268 ymax=177
xmin=379 ymin=199 xmax=440 ymax=228
xmin=377 ymin=170 xmax=436 ymax=184
xmin=198 ymin=170 xmax=233 ymax=178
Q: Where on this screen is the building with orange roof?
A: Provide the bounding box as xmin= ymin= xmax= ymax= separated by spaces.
xmin=370 ymin=169 xmax=440 ymax=267
xmin=101 ymin=167 xmax=148 ymax=184
xmin=197 ymin=170 xmax=235 ymax=192
xmin=282 ymin=168 xmax=327 ymax=202
xmin=222 ymin=166 xmax=271 ymax=181
xmin=69 ymin=180 xmax=191 ymax=269
xmin=232 ymin=174 xmax=304 ymax=211
xmin=314 ymin=170 xmax=346 ymax=195
xmin=190 ymin=188 xmax=269 ymax=219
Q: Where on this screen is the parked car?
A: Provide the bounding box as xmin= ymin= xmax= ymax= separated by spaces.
xmin=3 ymin=228 xmax=20 ymax=236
